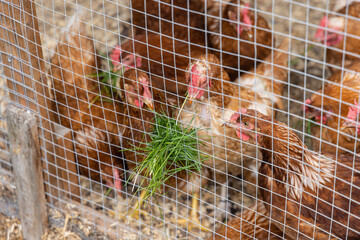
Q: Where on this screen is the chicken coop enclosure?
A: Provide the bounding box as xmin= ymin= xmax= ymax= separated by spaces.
xmin=1 ymin=0 xmax=360 ymax=239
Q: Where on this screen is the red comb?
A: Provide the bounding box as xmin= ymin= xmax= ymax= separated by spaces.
xmin=346 ymin=99 xmax=360 ymax=121
xmin=304 ymin=99 xmax=312 ymax=111
xmin=241 ymin=3 xmax=250 ymax=16
xmin=189 ymin=64 xmax=202 ymax=86
xmin=240 ymin=108 xmax=247 ymax=114
xmin=319 ymin=16 xmax=328 ymax=27
xmin=191 ymin=64 xmax=200 ymax=75
xmin=110 ymin=45 xmax=122 ymax=67
xmin=241 ymin=3 xmax=252 ymax=26
xmin=314 ymin=16 xmax=328 ymax=41
xmin=230 ymin=112 xmax=240 ymax=123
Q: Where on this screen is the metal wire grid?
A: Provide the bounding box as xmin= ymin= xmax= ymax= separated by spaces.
xmin=0 ymin=0 xmax=359 ymax=239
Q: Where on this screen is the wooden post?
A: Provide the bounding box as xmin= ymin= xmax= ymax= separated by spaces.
xmin=0 ymin=0 xmax=80 ymax=201
xmin=5 ymin=105 xmax=48 ymax=239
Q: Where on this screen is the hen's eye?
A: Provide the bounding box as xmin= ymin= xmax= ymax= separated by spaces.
xmin=243 ymin=122 xmax=248 ymax=126
xmin=236 ymin=117 xmax=241 ymax=123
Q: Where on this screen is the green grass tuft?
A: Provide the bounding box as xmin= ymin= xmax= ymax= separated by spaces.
xmin=128 ymin=111 xmax=205 ymax=202
xmin=126 ymin=98 xmax=206 ymax=208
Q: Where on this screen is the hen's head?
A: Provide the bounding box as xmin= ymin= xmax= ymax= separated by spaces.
xmin=314 ymin=16 xmax=344 ymax=46
xmin=122 ymin=69 xmax=154 ymax=110
xmin=110 ymin=45 xmax=142 ymax=72
xmin=342 ymin=99 xmax=360 ymax=134
xmin=227 ymin=2 xmax=253 ymax=37
xmin=304 ymin=95 xmax=333 ymax=125
xmin=226 ymin=108 xmax=266 ymax=142
xmin=186 ymin=54 xmax=222 ymax=103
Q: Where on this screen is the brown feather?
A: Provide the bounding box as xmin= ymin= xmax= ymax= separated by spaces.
xmin=50 ymin=18 xmax=100 ymax=129
xmin=74 ymin=101 xmax=125 ymax=188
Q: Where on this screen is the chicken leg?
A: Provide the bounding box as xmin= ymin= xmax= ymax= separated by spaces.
xmin=126 ymin=190 xmax=149 ymax=220
xmin=176 ymin=192 xmax=210 ymax=232
xmin=112 ymin=190 xmax=150 ymax=221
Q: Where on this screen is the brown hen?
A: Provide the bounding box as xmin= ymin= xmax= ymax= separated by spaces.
xmin=228 ymin=108 xmax=360 ymax=239
xmin=50 ymin=14 xmax=125 ymax=193
xmin=181 ymin=39 xmax=289 ymax=195
xmin=207 ymin=0 xmax=273 ymax=80
xmin=304 ymin=61 xmax=360 ymax=153
xmin=315 ymin=2 xmax=360 ymax=72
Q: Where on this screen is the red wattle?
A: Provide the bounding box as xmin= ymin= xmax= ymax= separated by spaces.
xmin=114 ymin=168 xmax=122 ymax=191
xmin=237 ymin=130 xmax=250 ymax=141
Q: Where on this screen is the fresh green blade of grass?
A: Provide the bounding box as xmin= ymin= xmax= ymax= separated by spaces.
xmin=105 ymin=187 xmax=113 ymax=196
xmin=292 ymin=118 xmax=316 ymax=136
xmin=306 ymin=118 xmax=315 ymax=136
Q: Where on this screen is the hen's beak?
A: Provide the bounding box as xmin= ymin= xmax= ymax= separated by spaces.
xmin=188 ymin=97 xmax=194 ymax=105
xmin=187 ymin=90 xmax=196 ymax=105
xmin=187 ymin=87 xmax=199 ymax=105
xmin=144 ymin=99 xmax=154 ymax=111
xmin=341 ymin=121 xmax=355 ymax=130
xmin=222 ymin=121 xmax=235 ymax=129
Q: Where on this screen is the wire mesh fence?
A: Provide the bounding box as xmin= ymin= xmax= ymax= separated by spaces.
xmin=1 ymin=0 xmax=360 ymax=239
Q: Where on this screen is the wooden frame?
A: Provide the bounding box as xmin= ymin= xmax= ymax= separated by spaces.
xmin=5 ymin=105 xmax=48 ymax=239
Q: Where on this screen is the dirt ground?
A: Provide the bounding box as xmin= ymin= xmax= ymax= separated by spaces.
xmin=0 ymin=0 xmax=341 ymax=239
